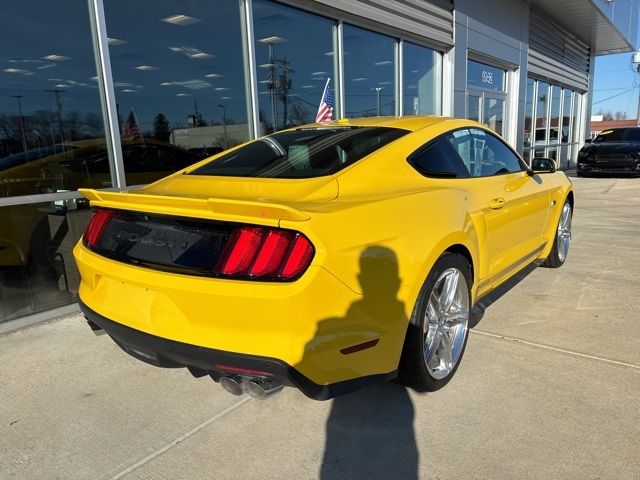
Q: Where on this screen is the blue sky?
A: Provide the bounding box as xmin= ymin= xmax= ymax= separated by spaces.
xmin=592 ymin=52 xmax=640 ymax=118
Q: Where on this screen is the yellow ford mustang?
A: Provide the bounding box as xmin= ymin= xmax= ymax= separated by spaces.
xmin=74 ymin=117 xmax=573 ymax=400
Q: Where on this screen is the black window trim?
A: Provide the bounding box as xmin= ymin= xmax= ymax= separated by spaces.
xmin=407 ymin=126 xmax=530 ymax=180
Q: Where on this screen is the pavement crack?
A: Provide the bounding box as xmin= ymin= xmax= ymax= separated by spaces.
xmin=602 ymin=180 xmax=620 ymax=194
xmin=99 ymin=396 xmax=252 ymax=480
xmin=471 ymin=329 xmax=640 ymax=370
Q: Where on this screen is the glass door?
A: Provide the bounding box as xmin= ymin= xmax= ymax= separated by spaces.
xmin=467 ymin=94 xmax=481 ymax=122
xmin=466 ymin=89 xmax=506 ymax=136
xmin=466 ymin=59 xmax=508 ymax=137
xmin=483 ymin=94 xmax=505 ymax=136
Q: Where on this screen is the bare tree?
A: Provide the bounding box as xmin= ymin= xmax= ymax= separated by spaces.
xmin=614 ymin=111 xmax=628 ymax=120
xmin=0 ymin=114 xmax=17 ymax=140
xmin=289 ymin=102 xmax=310 ymax=126
xmin=84 ymin=112 xmax=104 ymax=138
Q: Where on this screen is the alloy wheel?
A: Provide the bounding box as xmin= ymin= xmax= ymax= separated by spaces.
xmin=423 ymin=267 xmax=469 ymax=380
xmin=557 ymin=203 xmax=572 ymax=263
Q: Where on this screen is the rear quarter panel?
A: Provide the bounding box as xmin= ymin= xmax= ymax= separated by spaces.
xmin=537 ymin=171 xmax=574 ymax=259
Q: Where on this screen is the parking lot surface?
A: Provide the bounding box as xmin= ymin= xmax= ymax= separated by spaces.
xmin=1 ymin=174 xmax=639 ymax=480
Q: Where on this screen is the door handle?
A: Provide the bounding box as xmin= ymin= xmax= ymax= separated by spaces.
xmin=490 ymin=198 xmax=506 ymax=209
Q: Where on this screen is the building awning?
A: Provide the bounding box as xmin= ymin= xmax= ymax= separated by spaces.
xmin=529 ymin=0 xmax=638 ymax=55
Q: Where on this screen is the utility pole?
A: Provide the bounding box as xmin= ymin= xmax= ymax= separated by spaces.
xmin=45 ymin=88 xmax=66 ymax=152
xmin=633 ymin=52 xmax=640 ymax=126
xmin=11 ymin=95 xmax=28 ymax=157
xmin=268 ymin=43 xmax=277 ymax=131
xmin=218 ymin=104 xmax=229 ymax=149
xmin=259 ymin=36 xmax=287 ymax=132
xmin=194 ymin=100 xmax=201 ymax=126
xmin=279 ymin=57 xmax=292 ymax=128
xmin=373 ymin=87 xmax=384 ymax=116
xmin=635 ymin=65 xmax=640 ymax=127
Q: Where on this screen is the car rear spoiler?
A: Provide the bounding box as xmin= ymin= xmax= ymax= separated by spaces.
xmin=78 ymin=189 xmax=311 ymax=225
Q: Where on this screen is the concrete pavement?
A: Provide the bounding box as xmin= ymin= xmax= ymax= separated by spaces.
xmin=1 ymin=174 xmax=639 ymax=480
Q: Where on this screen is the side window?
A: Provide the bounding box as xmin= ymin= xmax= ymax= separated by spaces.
xmin=444 ymin=129 xmax=479 ymax=176
xmin=470 ymin=129 xmax=522 ymax=176
xmin=409 ymin=138 xmax=470 ymax=178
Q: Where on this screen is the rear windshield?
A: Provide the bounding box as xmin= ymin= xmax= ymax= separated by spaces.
xmin=189 ymin=126 xmax=408 ymax=178
xmin=593 ymin=128 xmax=640 ymax=143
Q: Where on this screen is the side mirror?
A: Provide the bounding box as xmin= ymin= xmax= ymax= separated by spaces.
xmin=530 ymin=157 xmax=557 ymax=174
xmin=584 ymin=138 xmax=592 ymax=144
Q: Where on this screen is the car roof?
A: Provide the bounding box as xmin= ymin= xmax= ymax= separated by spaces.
xmin=295 ymin=115 xmax=484 ymax=133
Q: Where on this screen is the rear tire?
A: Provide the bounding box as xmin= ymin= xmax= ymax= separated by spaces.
xmin=541 ymin=200 xmax=572 ymax=268
xmin=399 ymin=253 xmax=471 ymax=392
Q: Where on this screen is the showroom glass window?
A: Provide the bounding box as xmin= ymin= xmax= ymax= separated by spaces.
xmin=547 ymin=85 xmax=561 ymax=160
xmin=253 ymin=1 xmax=336 ymax=133
xmin=403 ymin=42 xmax=440 ymax=115
xmin=104 ymin=0 xmax=249 ymax=185
xmin=0 ymin=3 xmax=108 ymax=196
xmin=343 ymin=25 xmax=396 ymax=118
xmin=523 ymin=78 xmax=535 ymax=161
xmin=534 ymin=81 xmax=549 ymax=157
xmin=0 ymin=1 xmax=104 ymax=322
xmin=526 ymin=77 xmax=584 ymax=168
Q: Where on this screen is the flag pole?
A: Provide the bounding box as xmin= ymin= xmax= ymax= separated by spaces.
xmin=131 ymin=106 xmax=145 ymax=145
xmin=316 ymin=77 xmax=331 ymax=123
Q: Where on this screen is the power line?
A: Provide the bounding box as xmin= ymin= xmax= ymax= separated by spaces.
xmin=592 ymin=87 xmax=636 ymax=105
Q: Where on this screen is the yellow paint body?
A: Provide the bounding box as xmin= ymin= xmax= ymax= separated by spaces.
xmin=74 ymin=117 xmax=573 ymax=386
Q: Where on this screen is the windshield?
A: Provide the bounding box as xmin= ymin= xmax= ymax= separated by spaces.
xmin=190 ymin=126 xmax=408 ymax=178
xmin=593 ymin=128 xmax=640 ymax=143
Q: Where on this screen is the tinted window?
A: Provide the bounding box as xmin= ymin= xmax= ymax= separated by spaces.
xmin=443 ymin=129 xmax=478 ymax=176
xmin=444 ymin=128 xmax=522 ymax=177
xmin=471 ymin=129 xmax=523 ymax=175
xmin=593 ymin=128 xmax=640 ymax=143
xmin=410 ymin=139 xmax=469 ymax=178
xmin=190 ymin=127 xmax=408 ymax=178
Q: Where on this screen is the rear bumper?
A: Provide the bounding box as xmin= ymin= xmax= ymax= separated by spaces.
xmin=80 ymin=300 xmax=395 ymax=400
xmin=74 ymin=241 xmax=408 ymax=392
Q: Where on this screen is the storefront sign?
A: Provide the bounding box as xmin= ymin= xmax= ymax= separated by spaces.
xmin=467 ymin=60 xmax=505 ymax=91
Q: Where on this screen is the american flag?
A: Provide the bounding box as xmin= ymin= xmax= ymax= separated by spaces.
xmin=316 ymin=78 xmax=334 ymax=123
xmin=121 ymin=109 xmax=143 ymax=142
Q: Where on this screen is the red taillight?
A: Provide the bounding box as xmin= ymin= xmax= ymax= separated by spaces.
xmin=216 ymin=227 xmax=265 ymax=275
xmin=83 ymin=209 xmax=116 ymax=249
xmin=215 ymin=226 xmax=314 ymax=280
xmin=248 ymin=230 xmax=292 ymax=277
xmin=280 ymin=235 xmax=314 ymax=279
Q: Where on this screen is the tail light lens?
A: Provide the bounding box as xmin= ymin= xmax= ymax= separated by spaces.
xmin=82 ymin=209 xmax=116 ymax=248
xmin=216 ymin=227 xmax=265 ymax=276
xmin=82 ymin=208 xmax=315 ymax=281
xmin=216 ymin=226 xmax=314 ymax=280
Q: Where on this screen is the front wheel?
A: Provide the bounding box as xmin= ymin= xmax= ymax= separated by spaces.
xmin=399 ymin=253 xmax=471 ymax=392
xmin=541 ymin=200 xmax=572 ymax=268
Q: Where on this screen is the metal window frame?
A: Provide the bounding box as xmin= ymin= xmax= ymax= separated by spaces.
xmin=240 ymin=0 xmax=261 ymax=138
xmin=88 ymin=0 xmax=125 ymax=188
xmin=334 ymin=20 xmax=345 ymax=119
xmin=396 ymin=39 xmax=403 ymax=117
xmin=264 ymin=1 xmax=446 ymax=122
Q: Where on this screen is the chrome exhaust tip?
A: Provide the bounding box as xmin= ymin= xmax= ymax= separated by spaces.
xmin=243 ymin=378 xmax=284 ymax=400
xmin=219 ymin=375 xmax=245 ymax=396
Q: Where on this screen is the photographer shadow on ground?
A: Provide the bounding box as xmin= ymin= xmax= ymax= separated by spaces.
xmin=310 ymin=246 xmax=419 ymax=480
